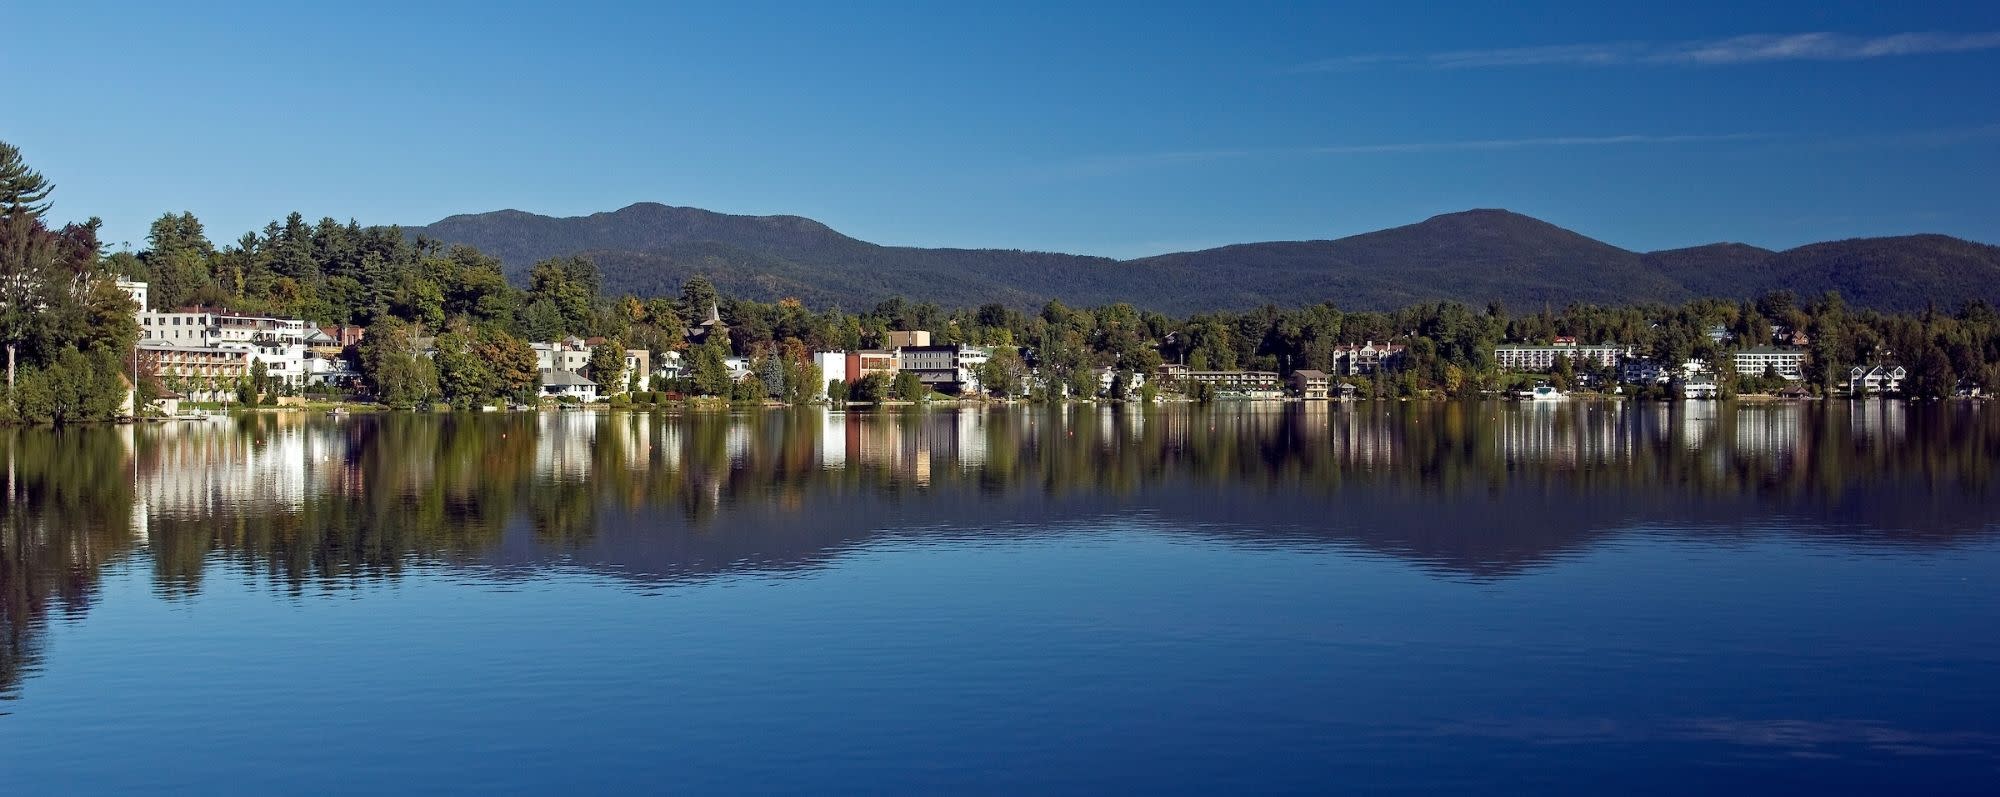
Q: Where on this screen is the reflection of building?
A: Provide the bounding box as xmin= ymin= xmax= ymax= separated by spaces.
xmin=1735 ymin=405 xmax=1804 ymax=463
xmin=536 ymin=412 xmax=598 ymax=479
xmin=137 ymin=422 xmax=339 ymax=517
xmin=820 ymin=410 xmax=847 ymax=468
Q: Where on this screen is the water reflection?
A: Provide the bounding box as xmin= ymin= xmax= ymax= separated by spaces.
xmin=2 ymin=401 xmax=1997 ymax=700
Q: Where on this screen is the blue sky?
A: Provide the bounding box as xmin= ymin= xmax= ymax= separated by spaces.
xmin=10 ymin=0 xmax=2000 ymax=258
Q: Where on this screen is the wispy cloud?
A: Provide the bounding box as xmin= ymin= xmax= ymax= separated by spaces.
xmin=1044 ymin=132 xmax=1772 ymax=179
xmin=1298 ymin=31 xmax=2000 ymax=71
xmin=1303 ymin=132 xmax=1775 ymax=154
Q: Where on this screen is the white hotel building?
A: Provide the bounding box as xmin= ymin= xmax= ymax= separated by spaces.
xmin=1731 ymin=347 xmax=1808 ymax=381
xmin=1493 ymin=340 xmax=1632 ymax=371
xmin=129 ymin=285 xmax=335 ymax=389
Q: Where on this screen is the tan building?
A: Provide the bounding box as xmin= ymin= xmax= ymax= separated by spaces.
xmin=1291 ymin=369 xmax=1331 ymax=399
xmin=847 ymin=350 xmax=900 ymax=381
xmin=884 ymin=330 xmax=932 ymax=349
xmin=139 ymin=341 xmax=251 ymax=401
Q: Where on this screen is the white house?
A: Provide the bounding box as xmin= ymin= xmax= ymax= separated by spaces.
xmin=1849 ymin=364 xmax=1906 ymax=395
xmin=653 ymin=350 xmax=686 ymax=384
xmin=539 ymin=368 xmax=598 ymax=402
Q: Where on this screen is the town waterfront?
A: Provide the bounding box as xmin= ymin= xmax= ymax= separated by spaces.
xmin=3 ymin=402 xmax=1998 ymax=794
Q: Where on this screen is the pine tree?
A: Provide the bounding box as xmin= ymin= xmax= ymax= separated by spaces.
xmin=0 ymin=141 xmax=54 ymax=217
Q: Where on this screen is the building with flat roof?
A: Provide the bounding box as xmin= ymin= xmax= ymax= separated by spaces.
xmin=139 ymin=340 xmax=251 ymax=401
xmin=1733 ymin=347 xmax=1807 ymax=381
xmin=1494 ymin=341 xmax=1631 ymax=372
xmin=898 ymin=344 xmax=988 ymax=394
xmin=1177 ymin=370 xmax=1282 ymax=398
xmin=1291 ymin=369 xmax=1331 ymax=399
xmin=814 ymin=351 xmax=849 ymax=399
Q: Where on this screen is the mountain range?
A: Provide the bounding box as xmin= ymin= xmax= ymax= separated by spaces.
xmin=406 ymin=203 xmax=2000 ymax=315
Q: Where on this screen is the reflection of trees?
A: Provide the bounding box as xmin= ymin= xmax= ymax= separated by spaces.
xmin=3 ymin=402 xmax=1999 ymax=698
xmin=1 ymin=429 xmax=138 ymax=700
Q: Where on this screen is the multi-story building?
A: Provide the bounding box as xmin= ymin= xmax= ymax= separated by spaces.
xmin=898 ymin=344 xmax=988 ymax=394
xmin=139 ymin=309 xmax=222 ymax=345
xmin=1329 ymin=342 xmax=1405 ymax=375
xmin=137 ymin=305 xmax=319 ymax=388
xmin=116 ymin=279 xmax=149 ymax=312
xmin=530 ymin=337 xmax=647 ymax=394
xmin=1848 ymin=364 xmax=1906 ymax=395
xmin=884 ymin=330 xmax=931 ymax=349
xmin=139 ymin=340 xmax=251 ymax=401
xmin=653 ymin=350 xmax=686 ymax=383
xmin=1177 ymin=370 xmax=1282 ymax=397
xmin=1291 ymin=369 xmax=1331 ymax=399
xmin=532 ymin=338 xmax=594 ymax=373
xmin=1621 ymin=357 xmax=1708 ymax=385
xmin=1493 ymin=341 xmax=1631 ymax=372
xmin=1733 ymin=347 xmax=1807 ymax=380
xmin=319 ymin=324 xmax=366 ymax=349
xmin=814 ymin=351 xmax=849 ymax=399
xmin=620 ymin=348 xmax=651 ymax=392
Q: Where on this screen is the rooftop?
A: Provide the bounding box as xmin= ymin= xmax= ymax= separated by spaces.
xmin=539 ymin=369 xmax=597 ymax=387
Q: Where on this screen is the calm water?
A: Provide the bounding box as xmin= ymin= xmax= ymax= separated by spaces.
xmin=2 ymin=402 xmax=1997 ymax=794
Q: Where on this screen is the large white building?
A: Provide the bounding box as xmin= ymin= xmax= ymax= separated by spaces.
xmin=133 ymin=298 xmax=325 ymax=389
xmin=531 ymin=337 xmax=649 ymax=395
xmin=1493 ymin=341 xmax=1631 ymax=371
xmin=1733 ymin=347 xmax=1807 ymax=381
xmin=813 ymin=351 xmax=848 ymax=399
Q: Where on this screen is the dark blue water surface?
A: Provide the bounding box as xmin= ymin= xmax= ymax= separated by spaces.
xmin=2 ymin=402 xmax=1997 ymax=794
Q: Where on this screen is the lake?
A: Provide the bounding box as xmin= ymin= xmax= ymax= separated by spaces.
xmin=2 ymin=402 xmax=1997 ymax=794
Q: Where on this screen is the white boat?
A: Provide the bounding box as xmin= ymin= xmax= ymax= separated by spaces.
xmin=1516 ymin=383 xmax=1567 ymax=401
